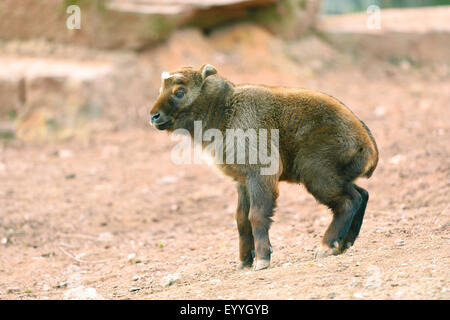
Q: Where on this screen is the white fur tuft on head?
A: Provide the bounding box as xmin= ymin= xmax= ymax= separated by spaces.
xmin=161 ymin=71 xmax=171 ymax=79
xmin=161 ymin=72 xmax=183 ymax=80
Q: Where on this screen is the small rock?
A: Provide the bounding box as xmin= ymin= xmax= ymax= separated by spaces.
xmin=394 ymin=289 xmax=404 ymax=298
xmin=374 ymin=105 xmax=386 ymax=117
xmin=156 ymin=176 xmax=177 ymax=185
xmin=1 ymin=237 xmax=7 ymax=244
xmin=395 ymin=239 xmax=405 ymax=247
xmin=41 ymin=252 xmax=54 ymax=258
xmin=97 ymin=232 xmax=114 ymax=242
xmin=127 ymin=253 xmax=136 ymax=261
xmin=160 ymin=273 xmax=181 ymax=287
xmin=389 ymin=155 xmax=405 ymax=165
xmin=63 ymin=286 xmax=104 ymax=300
xmin=353 ymin=292 xmax=364 ymax=299
xmin=132 ymin=275 xmax=141 ymax=281
xmin=209 ymin=279 xmax=221 ymax=285
xmin=328 ymin=292 xmax=335 ymax=299
xmin=7 ymin=287 xmax=20 ymax=294
xmin=57 ymin=149 xmax=74 ymax=159
xmin=65 ymin=173 xmax=76 ymax=179
xmin=129 ymin=287 xmax=140 ymax=292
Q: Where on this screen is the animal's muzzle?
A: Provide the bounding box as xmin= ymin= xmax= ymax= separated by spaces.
xmin=149 ymin=111 xmax=172 ymax=130
xmin=150 ymin=112 xmax=162 ymax=124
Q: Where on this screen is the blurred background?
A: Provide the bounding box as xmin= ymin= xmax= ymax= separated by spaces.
xmin=0 ymin=0 xmax=448 ymax=140
xmin=0 ymin=0 xmax=449 ymax=300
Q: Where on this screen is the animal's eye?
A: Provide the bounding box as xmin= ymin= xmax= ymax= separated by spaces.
xmin=174 ymin=91 xmax=184 ymax=99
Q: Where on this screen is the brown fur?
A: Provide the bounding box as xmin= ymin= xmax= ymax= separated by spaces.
xmin=150 ymin=65 xmax=378 ymax=269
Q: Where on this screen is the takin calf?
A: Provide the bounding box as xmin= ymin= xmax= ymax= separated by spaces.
xmin=150 ymin=64 xmax=378 ymax=270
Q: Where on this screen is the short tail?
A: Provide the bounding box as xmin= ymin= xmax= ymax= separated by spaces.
xmin=342 ymin=121 xmax=378 ymax=180
xmin=360 ymin=120 xmax=378 ymax=178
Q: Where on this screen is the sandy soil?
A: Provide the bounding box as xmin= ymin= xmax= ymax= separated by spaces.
xmin=0 ymin=37 xmax=449 ymax=300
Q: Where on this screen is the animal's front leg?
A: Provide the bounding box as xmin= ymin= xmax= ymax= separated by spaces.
xmin=247 ymin=173 xmax=278 ymax=270
xmin=235 ymin=183 xmax=254 ymax=269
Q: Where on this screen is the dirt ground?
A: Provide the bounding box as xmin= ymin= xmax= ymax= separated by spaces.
xmin=0 ymin=29 xmax=449 ymax=300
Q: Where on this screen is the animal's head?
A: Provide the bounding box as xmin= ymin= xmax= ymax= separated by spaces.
xmin=149 ymin=64 xmax=217 ymax=131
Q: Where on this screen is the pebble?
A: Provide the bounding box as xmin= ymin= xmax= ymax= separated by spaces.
xmin=57 ymin=149 xmax=74 ymax=159
xmin=353 ymin=292 xmax=364 ymax=299
xmin=374 ymin=105 xmax=386 ymax=117
xmin=65 ymin=173 xmax=76 ymax=179
xmin=129 ymin=287 xmax=140 ymax=292
xmin=97 ymin=232 xmax=114 ymax=242
xmin=389 ymin=154 xmax=405 ymax=165
xmin=209 ymin=279 xmax=221 ymax=285
xmin=7 ymin=287 xmax=20 ymax=294
xmin=156 ymin=176 xmax=177 ymax=185
xmin=160 ymin=273 xmax=181 ymax=287
xmin=394 ymin=289 xmax=405 ymax=298
xmin=63 ymin=286 xmax=104 ymax=300
xmin=395 ymin=239 xmax=405 ymax=247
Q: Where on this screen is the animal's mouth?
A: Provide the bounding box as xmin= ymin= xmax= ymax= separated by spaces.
xmin=155 ymin=120 xmax=172 ymax=130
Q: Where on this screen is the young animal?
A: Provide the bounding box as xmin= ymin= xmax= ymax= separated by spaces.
xmin=150 ymin=64 xmax=378 ymax=270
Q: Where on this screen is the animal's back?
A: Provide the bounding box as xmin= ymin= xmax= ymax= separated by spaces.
xmin=232 ymin=85 xmax=378 ymax=182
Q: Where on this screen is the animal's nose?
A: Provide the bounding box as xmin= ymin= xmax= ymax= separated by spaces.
xmin=150 ymin=112 xmax=161 ymax=124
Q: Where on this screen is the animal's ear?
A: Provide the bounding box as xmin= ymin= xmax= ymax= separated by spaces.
xmin=200 ymin=64 xmax=217 ymax=80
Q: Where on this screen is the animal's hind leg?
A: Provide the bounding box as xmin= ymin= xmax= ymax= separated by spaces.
xmin=235 ymin=183 xmax=254 ymax=269
xmin=342 ymin=185 xmax=369 ymax=250
xmin=304 ymin=175 xmax=362 ymax=258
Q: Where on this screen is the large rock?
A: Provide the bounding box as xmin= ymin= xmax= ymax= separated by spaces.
xmin=0 ymin=56 xmax=112 ymax=140
xmin=0 ymin=0 xmax=318 ymax=50
xmin=318 ymin=6 xmax=450 ymax=64
xmin=0 ymin=0 xmax=177 ymax=50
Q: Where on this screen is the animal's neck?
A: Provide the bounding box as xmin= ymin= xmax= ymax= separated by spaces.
xmin=189 ymin=78 xmax=234 ymax=136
